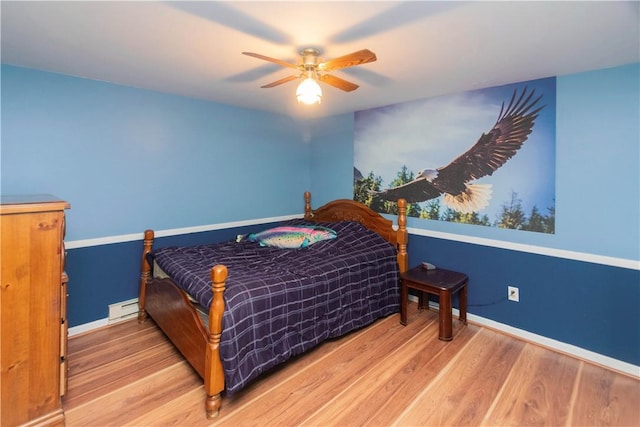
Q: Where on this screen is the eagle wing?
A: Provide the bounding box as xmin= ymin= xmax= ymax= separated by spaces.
xmin=433 ymin=87 xmax=545 ymax=195
xmin=371 ymin=177 xmax=442 ymax=203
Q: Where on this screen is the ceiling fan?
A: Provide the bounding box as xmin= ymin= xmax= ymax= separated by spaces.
xmin=242 ymin=48 xmax=377 ymax=104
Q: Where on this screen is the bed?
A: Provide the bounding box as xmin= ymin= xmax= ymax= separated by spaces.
xmin=137 ymin=192 xmax=408 ymax=419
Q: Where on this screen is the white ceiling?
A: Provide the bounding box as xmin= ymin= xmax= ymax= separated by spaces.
xmin=2 ymin=1 xmax=638 ymax=119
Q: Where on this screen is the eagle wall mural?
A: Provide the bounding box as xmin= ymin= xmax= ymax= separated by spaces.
xmin=354 ymin=78 xmax=556 ymax=234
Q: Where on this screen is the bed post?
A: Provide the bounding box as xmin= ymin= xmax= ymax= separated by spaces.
xmin=205 ymin=264 xmax=227 ymax=419
xmin=396 ymin=199 xmax=408 ymax=273
xmin=138 ymin=229 xmax=154 ymax=322
xmin=304 ymin=191 xmax=312 ymax=219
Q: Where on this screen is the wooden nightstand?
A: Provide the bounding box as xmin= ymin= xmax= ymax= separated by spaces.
xmin=400 ymin=265 xmax=468 ymax=341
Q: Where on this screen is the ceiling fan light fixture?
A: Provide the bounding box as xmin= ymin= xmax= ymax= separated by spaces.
xmin=296 ymin=77 xmax=322 ymax=105
xmin=244 ymin=48 xmax=376 ymax=104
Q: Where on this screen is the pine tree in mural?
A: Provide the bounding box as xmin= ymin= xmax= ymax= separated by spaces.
xmin=356 ymin=167 xmax=555 ymax=234
xmin=496 ymin=191 xmax=526 ymax=230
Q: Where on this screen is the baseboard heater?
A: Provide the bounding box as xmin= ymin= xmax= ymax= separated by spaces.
xmin=108 ymin=298 xmax=139 ymax=324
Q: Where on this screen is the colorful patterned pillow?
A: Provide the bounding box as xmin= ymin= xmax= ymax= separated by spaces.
xmin=247 ymin=225 xmax=337 ymax=249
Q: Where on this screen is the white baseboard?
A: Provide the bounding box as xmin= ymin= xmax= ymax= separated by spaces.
xmin=465 ymin=311 xmax=639 ymax=378
xmin=69 ymin=296 xmax=639 ymax=378
xmin=408 ymin=295 xmax=639 ymax=379
xmin=68 ymin=318 xmax=109 ymax=337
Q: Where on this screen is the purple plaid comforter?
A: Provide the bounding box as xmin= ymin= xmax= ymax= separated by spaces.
xmin=152 ymin=220 xmax=400 ymax=395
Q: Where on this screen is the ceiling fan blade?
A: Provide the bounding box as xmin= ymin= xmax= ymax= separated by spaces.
xmin=260 ymin=75 xmax=299 ymax=88
xmin=318 ymin=74 xmax=359 ymax=92
xmin=242 ymin=52 xmax=298 ymax=69
xmin=318 ymin=49 xmax=377 ymax=72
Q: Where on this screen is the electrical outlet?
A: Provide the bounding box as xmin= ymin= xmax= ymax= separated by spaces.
xmin=508 ymin=286 xmax=519 ymax=302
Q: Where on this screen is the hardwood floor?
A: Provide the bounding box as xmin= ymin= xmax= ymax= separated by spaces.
xmin=63 ymin=303 xmax=640 ymax=426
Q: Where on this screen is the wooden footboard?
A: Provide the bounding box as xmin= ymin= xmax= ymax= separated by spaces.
xmin=138 ymin=192 xmax=407 ymax=419
xmin=138 ymin=230 xmax=227 ymax=419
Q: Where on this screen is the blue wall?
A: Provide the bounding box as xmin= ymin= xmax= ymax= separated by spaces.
xmin=408 ymin=236 xmax=639 ymax=365
xmin=2 ymin=63 xmax=638 ymax=367
xmin=1 ymin=65 xmax=311 ymax=241
xmin=308 ymin=113 xmax=356 ymax=206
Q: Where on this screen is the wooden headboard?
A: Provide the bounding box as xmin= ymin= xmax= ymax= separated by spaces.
xmin=303 ymin=192 xmax=408 ymax=272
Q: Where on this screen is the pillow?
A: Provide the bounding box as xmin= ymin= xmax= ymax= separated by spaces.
xmin=247 ymin=225 xmax=337 ymax=249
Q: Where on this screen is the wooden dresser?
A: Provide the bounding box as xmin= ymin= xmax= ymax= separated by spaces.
xmin=1 ymin=195 xmax=70 ymax=427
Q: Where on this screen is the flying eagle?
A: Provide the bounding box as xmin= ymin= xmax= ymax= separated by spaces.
xmin=371 ymin=87 xmax=545 ymax=213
